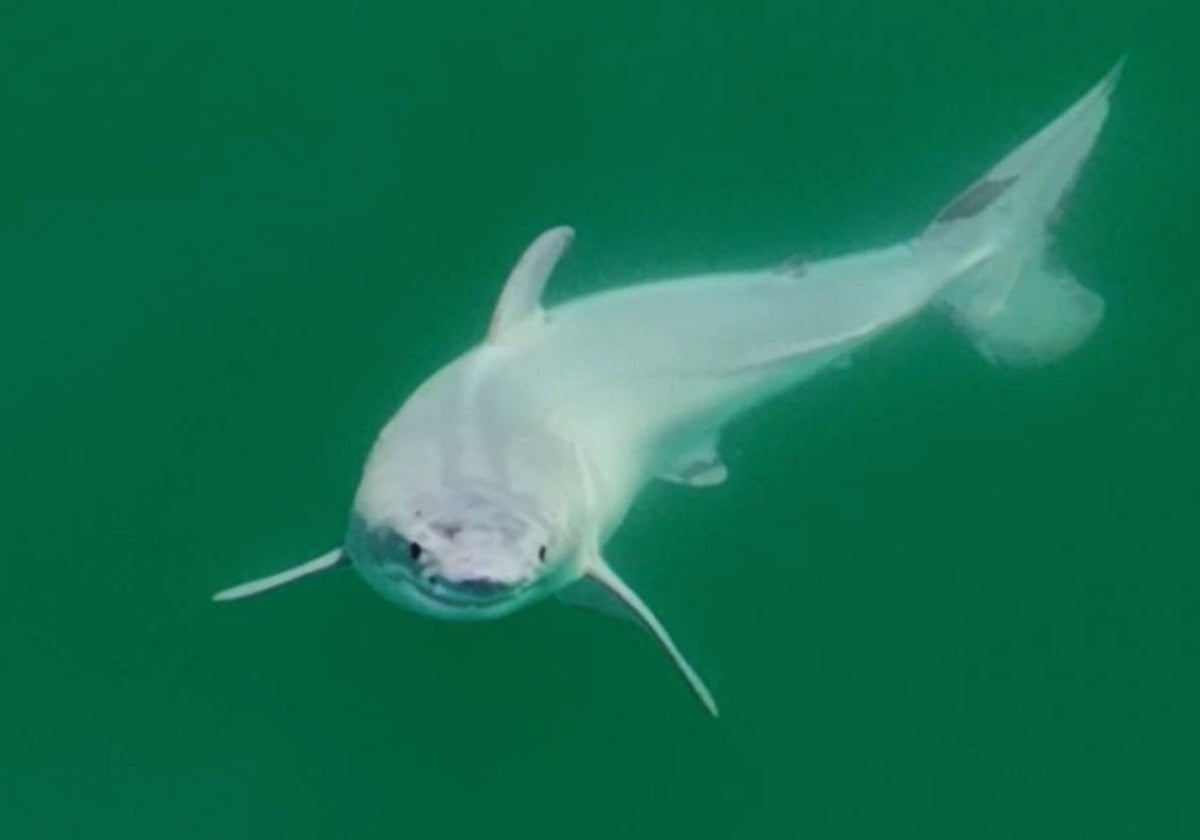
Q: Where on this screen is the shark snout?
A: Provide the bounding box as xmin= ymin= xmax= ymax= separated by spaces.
xmin=420 ymin=524 xmax=542 ymax=585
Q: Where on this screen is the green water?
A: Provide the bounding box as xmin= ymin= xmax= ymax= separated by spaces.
xmin=3 ymin=0 xmax=1197 ymax=837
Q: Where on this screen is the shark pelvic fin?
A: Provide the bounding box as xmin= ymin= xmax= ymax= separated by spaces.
xmin=659 ymin=436 xmax=728 ymax=488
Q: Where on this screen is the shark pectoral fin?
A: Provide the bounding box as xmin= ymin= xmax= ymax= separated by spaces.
xmin=584 ymin=556 xmax=719 ymax=717
xmin=660 ymin=437 xmax=728 ymax=488
xmin=212 ymin=549 xmax=347 ymax=602
xmin=487 ymin=225 xmax=575 ymax=342
xmin=557 ymin=575 xmax=642 ymax=626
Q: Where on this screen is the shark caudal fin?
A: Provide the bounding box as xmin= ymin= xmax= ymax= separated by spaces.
xmin=926 ymin=60 xmax=1121 ymax=366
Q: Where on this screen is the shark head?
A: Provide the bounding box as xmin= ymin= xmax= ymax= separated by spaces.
xmin=345 ymin=489 xmax=573 ymax=620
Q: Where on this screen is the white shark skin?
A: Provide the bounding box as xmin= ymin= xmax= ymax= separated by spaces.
xmin=215 ymin=63 xmax=1121 ymax=717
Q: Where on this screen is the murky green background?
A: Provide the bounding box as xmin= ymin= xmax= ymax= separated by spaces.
xmin=2 ymin=0 xmax=1197 ymax=837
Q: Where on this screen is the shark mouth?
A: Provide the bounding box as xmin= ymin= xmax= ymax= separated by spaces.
xmin=406 ymin=567 xmax=531 ymax=609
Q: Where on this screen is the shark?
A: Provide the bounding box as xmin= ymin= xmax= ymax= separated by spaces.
xmin=214 ymin=63 xmax=1121 ymax=716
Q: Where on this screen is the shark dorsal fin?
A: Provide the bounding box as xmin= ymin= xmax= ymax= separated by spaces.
xmin=487 ymin=226 xmax=574 ymax=342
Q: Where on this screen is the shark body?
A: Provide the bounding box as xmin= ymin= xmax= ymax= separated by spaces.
xmin=215 ymin=64 xmax=1121 ymax=715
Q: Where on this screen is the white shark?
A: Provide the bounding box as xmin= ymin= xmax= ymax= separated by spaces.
xmin=215 ymin=64 xmax=1121 ymax=716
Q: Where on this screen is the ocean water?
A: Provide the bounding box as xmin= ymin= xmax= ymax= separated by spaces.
xmin=2 ymin=0 xmax=1197 ymax=837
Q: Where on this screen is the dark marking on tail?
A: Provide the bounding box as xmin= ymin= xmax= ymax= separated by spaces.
xmin=937 ymin=175 xmax=1018 ymax=223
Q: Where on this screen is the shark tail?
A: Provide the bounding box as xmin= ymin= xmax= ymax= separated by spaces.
xmin=926 ymin=60 xmax=1121 ymax=366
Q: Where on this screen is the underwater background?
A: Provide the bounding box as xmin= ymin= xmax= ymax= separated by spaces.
xmin=2 ymin=0 xmax=1197 ymax=837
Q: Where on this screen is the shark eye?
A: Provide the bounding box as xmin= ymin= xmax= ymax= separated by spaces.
xmin=409 ymin=542 xmax=423 ymax=561
xmin=538 ymin=545 xmax=547 ymax=562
